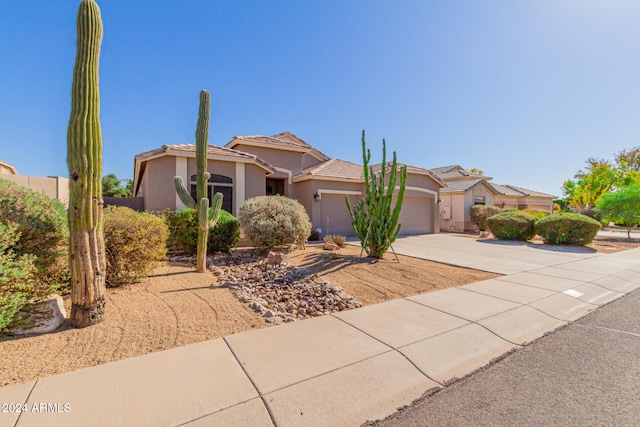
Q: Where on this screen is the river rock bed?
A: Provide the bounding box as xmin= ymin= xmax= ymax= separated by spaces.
xmin=209 ymin=252 xmax=362 ymax=324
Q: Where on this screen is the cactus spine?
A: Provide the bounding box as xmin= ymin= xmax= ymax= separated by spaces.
xmin=67 ymin=0 xmax=107 ymax=327
xmin=174 ymin=90 xmax=223 ymax=273
xmin=346 ymin=130 xmax=407 ymax=258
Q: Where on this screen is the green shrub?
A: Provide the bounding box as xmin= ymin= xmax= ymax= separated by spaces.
xmin=323 ymin=234 xmax=346 ymax=248
xmin=501 ymin=208 xmax=518 ymax=213
xmin=578 ymin=209 xmax=606 ymax=225
xmin=534 ymin=213 xmax=601 ymax=245
xmin=470 ymin=205 xmax=502 ymax=231
xmin=0 ymin=179 xmax=69 ymax=293
xmin=521 ymin=209 xmax=550 ymax=220
xmin=239 ymin=195 xmax=311 ymax=250
xmin=166 ymin=209 xmax=240 ymax=254
xmin=486 ymin=211 xmax=536 ymax=241
xmin=0 ymin=222 xmax=37 ymax=329
xmin=104 ymin=206 xmax=168 ymax=286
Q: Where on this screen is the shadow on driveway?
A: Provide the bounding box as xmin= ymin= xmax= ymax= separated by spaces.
xmin=475 ymin=239 xmax=597 ymax=254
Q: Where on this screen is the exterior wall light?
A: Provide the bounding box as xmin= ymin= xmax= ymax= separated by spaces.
xmin=314 ymin=193 xmax=321 ymax=202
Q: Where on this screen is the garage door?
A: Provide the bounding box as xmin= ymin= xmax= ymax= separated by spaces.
xmin=320 ymin=194 xmax=359 ymax=236
xmin=398 ymin=196 xmax=433 ymax=235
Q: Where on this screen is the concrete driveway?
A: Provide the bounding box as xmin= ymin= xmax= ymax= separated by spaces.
xmin=389 ymin=233 xmax=601 ymax=274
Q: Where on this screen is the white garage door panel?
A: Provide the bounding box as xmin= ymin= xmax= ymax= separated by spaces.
xmin=320 ymin=194 xmax=359 ymax=236
xmin=399 ymin=196 xmax=433 ymax=234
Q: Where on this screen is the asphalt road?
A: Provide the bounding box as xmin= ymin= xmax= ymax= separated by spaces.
xmin=372 ymin=289 xmax=640 ymax=427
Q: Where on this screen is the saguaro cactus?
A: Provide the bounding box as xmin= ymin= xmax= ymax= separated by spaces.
xmin=174 ymin=90 xmax=223 ymax=273
xmin=346 ymin=130 xmax=407 ymax=258
xmin=67 ymin=0 xmax=107 ymax=327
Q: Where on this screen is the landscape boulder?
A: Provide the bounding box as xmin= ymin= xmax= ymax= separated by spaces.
xmin=6 ymin=295 xmax=66 ymax=335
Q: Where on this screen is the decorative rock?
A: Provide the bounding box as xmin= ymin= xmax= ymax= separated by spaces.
xmin=211 ymin=251 xmax=362 ymax=324
xmin=268 ymin=251 xmax=289 ymax=265
xmin=6 ymin=295 xmax=66 ymax=335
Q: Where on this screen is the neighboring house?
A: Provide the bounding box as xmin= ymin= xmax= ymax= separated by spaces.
xmin=432 ymin=165 xmax=556 ymax=232
xmin=133 ymin=132 xmax=445 ymax=236
xmin=0 ymin=160 xmax=69 ymax=205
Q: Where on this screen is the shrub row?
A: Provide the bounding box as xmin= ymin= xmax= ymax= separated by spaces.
xmin=486 ymin=210 xmax=601 ymax=245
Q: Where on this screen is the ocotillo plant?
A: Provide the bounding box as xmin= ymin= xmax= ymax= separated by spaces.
xmin=174 ymin=90 xmax=223 ymax=272
xmin=67 ymin=0 xmax=107 ymax=327
xmin=346 ymin=130 xmax=407 ymax=258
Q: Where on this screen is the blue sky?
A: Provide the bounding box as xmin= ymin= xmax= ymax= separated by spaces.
xmin=1 ymin=0 xmax=639 ymax=197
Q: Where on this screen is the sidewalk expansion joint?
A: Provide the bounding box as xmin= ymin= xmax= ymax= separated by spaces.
xmin=330 ymin=314 xmax=443 ymax=386
xmin=222 ymin=337 xmax=278 ymax=427
xmin=575 ymin=324 xmax=640 ymax=338
xmin=13 ymin=379 xmax=37 ymax=427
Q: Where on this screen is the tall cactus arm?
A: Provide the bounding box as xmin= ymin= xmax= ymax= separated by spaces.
xmin=208 ymin=192 xmax=223 ymax=226
xmin=174 ymin=176 xmax=196 ymax=209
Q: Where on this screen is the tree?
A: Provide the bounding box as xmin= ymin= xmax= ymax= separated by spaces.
xmin=468 ymin=167 xmax=484 ymax=175
xmin=102 ymin=173 xmax=132 ymax=197
xmin=562 ymin=159 xmax=620 ymax=209
xmin=345 ymin=130 xmax=406 ymax=258
xmin=66 ymin=0 xmax=106 ymax=327
xmin=596 ymin=182 xmax=640 ymax=239
xmin=615 ymin=146 xmax=640 ymax=172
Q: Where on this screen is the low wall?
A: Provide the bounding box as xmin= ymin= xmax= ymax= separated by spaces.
xmin=103 ymin=197 xmax=145 ymax=212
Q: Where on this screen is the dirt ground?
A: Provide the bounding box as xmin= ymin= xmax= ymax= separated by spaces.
xmin=0 ymin=245 xmax=497 ymax=387
xmin=3 ymin=236 xmax=638 ymax=388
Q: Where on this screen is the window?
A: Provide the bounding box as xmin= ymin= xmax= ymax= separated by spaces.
xmin=266 ymin=178 xmax=285 ymax=196
xmin=189 ymin=174 xmax=233 ymax=212
xmin=473 ymin=196 xmax=485 ymax=206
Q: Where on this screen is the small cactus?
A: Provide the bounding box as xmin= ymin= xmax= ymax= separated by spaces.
xmin=174 ymin=90 xmax=223 ymax=272
xmin=67 ymin=0 xmax=107 ymax=327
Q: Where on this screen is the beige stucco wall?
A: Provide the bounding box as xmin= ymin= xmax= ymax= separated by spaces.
xmin=144 ymin=156 xmax=177 ymax=211
xmin=244 ymin=164 xmax=266 ymax=203
xmin=233 ymin=144 xmax=303 ymax=197
xmin=302 ymin=153 xmax=324 ymax=170
xmin=440 ymin=192 xmax=466 ymax=232
xmin=0 ymin=175 xmax=69 ymax=205
xmin=306 ymin=180 xmax=363 ymax=236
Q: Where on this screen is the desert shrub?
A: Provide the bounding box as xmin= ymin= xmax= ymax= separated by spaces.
xmin=308 ymin=229 xmax=321 ymax=241
xmin=104 ymin=206 xmax=168 ymax=286
xmin=0 ymin=179 xmax=69 ymax=293
xmin=0 ymin=222 xmax=37 ymax=329
xmin=239 ymin=195 xmax=311 ymax=250
xmin=470 ymin=205 xmax=502 ymax=231
xmin=534 ymin=213 xmax=601 ymax=245
xmin=486 ymin=211 xmax=536 ymax=241
xmin=323 ymin=234 xmax=346 ymax=248
xmin=165 ymin=209 xmax=240 ymax=253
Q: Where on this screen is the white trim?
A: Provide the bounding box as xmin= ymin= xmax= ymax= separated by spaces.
xmin=292 ymin=175 xmax=364 ymax=184
xmin=235 ymin=163 xmax=245 ymax=216
xmin=176 ymin=157 xmax=187 ymax=210
xmin=400 ymin=186 xmax=438 ymax=197
xmin=316 ymin=189 xmax=362 ymax=197
xmin=272 ymin=166 xmax=293 ymax=184
xmin=137 ymin=150 xmax=274 ymax=174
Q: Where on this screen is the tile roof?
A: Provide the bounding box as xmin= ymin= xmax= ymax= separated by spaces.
xmin=298 ymin=158 xmax=364 ymax=180
xmin=226 ymin=132 xmax=330 ymax=161
xmin=372 ymin=162 xmax=446 ymax=187
xmin=430 ymin=165 xmax=463 ymax=174
xmin=135 ymin=143 xmax=275 ymax=173
xmin=441 ymin=179 xmax=488 ymax=193
xmin=490 ymin=183 xmax=556 ymax=198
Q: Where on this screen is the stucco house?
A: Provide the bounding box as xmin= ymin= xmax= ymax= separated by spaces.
xmin=432 ymin=165 xmax=556 ymax=232
xmin=133 ymin=132 xmax=445 ymax=236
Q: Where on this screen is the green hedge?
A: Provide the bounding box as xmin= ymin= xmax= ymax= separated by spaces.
xmin=534 ymin=213 xmax=601 ymax=245
xmin=487 ymin=211 xmax=536 ymax=241
xmin=470 ymin=205 xmax=503 ymax=231
xmin=166 ymin=209 xmax=240 ymax=254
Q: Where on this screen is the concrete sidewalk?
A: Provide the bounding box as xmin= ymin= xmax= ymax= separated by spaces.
xmin=1 ymin=248 xmax=639 ymax=427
